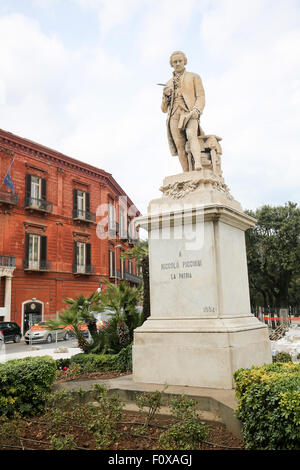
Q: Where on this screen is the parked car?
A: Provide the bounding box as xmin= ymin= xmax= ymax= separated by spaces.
xmin=0 ymin=322 xmax=22 ymax=343
xmin=25 ymin=322 xmax=71 ymax=344
xmin=0 ymin=330 xmax=4 ymax=351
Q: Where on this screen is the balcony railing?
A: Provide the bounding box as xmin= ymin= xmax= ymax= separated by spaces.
xmin=128 ymin=236 xmax=136 ymax=246
xmin=124 ymin=272 xmax=142 ymax=284
xmin=72 ymin=209 xmax=96 ymax=223
xmin=73 ymin=264 xmax=95 ymax=275
xmin=23 ymin=259 xmax=50 ymax=271
xmin=25 ymin=196 xmax=53 ymax=213
xmin=114 ymin=270 xmax=141 ymax=284
xmin=0 ymin=256 xmax=15 ymax=267
xmin=0 ymin=189 xmax=18 ymax=205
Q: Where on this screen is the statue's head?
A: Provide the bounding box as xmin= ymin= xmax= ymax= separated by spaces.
xmin=169 ymin=51 xmax=187 ymax=72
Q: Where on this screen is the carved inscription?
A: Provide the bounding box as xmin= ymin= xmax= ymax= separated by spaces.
xmin=161 ymin=258 xmax=202 ymax=280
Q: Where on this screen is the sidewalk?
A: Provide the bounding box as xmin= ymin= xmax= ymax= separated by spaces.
xmin=0 ymin=345 xmax=82 ymax=363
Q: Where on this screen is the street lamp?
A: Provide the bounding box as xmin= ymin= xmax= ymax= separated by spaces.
xmin=114 ymin=244 xmax=122 ymax=285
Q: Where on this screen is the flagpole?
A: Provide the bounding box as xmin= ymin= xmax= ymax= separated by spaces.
xmin=0 ymin=155 xmax=15 ymax=191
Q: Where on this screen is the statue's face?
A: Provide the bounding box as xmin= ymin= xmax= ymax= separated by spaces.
xmin=171 ymin=54 xmax=185 ymax=73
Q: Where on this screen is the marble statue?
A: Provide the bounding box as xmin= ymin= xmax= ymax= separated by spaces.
xmin=161 ymin=51 xmax=205 ymax=172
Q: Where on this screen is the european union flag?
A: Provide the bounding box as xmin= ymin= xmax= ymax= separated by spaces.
xmin=3 ymin=170 xmax=15 ymax=192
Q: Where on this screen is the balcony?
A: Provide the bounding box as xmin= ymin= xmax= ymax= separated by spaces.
xmin=25 ymin=196 xmax=53 ymax=214
xmin=72 ymin=209 xmax=96 ymax=223
xmin=23 ymin=259 xmax=50 ymax=271
xmin=73 ymin=264 xmax=96 ymax=275
xmin=0 ymin=189 xmax=18 ymax=206
xmin=115 ymin=270 xmax=141 ymax=284
xmin=124 ymin=272 xmax=142 ymax=284
xmin=128 ymin=236 xmax=136 ymax=246
xmin=0 ymin=256 xmax=16 ymax=267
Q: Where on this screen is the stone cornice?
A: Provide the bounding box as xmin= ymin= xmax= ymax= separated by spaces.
xmin=25 ymin=162 xmax=48 ymax=174
xmin=136 ymin=204 xmax=256 ymax=232
xmin=24 ymin=221 xmax=47 ymax=233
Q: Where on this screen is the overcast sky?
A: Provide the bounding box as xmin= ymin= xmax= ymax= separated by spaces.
xmin=0 ymin=0 xmax=299 ymax=216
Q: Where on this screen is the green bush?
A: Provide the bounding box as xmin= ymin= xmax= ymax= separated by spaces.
xmin=70 ymin=344 xmax=132 ymax=373
xmin=273 ymin=352 xmax=292 ymax=363
xmin=0 ymin=356 xmax=56 ymax=417
xmin=234 ymin=362 xmax=300 ymax=450
xmin=109 ymin=344 xmax=132 ymax=372
xmin=71 ymin=353 xmax=112 ymax=372
xmin=56 ymin=358 xmax=71 ymax=370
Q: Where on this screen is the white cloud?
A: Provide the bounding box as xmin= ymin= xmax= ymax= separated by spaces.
xmin=73 ymin=0 xmax=142 ymax=34
xmin=137 ymin=0 xmax=197 ymax=63
xmin=199 ymin=0 xmax=300 ymax=209
xmin=0 ymin=1 xmax=299 ymax=215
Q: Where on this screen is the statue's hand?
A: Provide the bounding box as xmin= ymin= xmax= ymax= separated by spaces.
xmin=163 ymin=86 xmax=173 ymax=98
xmin=190 ymin=109 xmax=201 ymax=119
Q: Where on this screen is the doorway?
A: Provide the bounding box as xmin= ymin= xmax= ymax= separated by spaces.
xmin=23 ymin=301 xmax=43 ymax=334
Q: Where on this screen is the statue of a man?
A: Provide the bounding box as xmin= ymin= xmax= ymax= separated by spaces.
xmin=161 ymin=51 xmax=205 ymax=172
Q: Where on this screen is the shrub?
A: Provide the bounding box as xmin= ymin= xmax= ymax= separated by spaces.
xmin=70 ymin=344 xmax=132 ymax=373
xmin=70 ymin=353 xmax=112 ymax=373
xmin=158 ymin=396 xmax=208 ymax=450
xmin=0 ymin=356 xmax=56 ymax=417
xmin=55 ymin=363 xmax=83 ymax=381
xmin=272 ymin=352 xmax=292 ymax=363
xmin=234 ymin=362 xmax=300 ymax=450
xmin=56 ymin=358 xmax=71 ymax=370
xmin=109 ymin=344 xmax=132 ymax=372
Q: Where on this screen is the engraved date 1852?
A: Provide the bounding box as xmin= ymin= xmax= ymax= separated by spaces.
xmin=203 ymin=306 xmax=215 ymax=313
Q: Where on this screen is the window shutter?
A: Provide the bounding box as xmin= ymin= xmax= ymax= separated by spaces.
xmin=73 ymin=189 xmax=78 ymax=214
xmin=25 ymin=174 xmax=31 ymax=197
xmin=86 ymin=243 xmax=91 ymax=272
xmin=74 ymin=241 xmax=78 ymax=269
xmin=41 ymin=178 xmax=46 ymax=201
xmin=85 ymin=192 xmax=90 ymax=215
xmin=25 ymin=233 xmax=30 ymax=268
xmin=40 ymin=236 xmax=47 ymax=270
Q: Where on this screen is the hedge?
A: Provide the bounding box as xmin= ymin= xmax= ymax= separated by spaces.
xmin=70 ymin=344 xmax=132 ymax=373
xmin=234 ymin=362 xmax=300 ymax=450
xmin=0 ymin=356 xmax=56 ymax=417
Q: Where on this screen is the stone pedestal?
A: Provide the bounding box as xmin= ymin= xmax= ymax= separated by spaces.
xmin=133 ymin=171 xmax=272 ymax=389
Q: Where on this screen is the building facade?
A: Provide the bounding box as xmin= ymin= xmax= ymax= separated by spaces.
xmin=0 ymin=129 xmax=141 ymax=333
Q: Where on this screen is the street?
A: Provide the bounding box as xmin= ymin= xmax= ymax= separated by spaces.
xmin=0 ymin=338 xmax=82 ymax=362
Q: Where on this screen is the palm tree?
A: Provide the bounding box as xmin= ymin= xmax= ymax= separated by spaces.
xmin=45 ymin=291 xmax=103 ymax=353
xmin=46 ymin=309 xmax=89 ymax=353
xmin=122 ymin=240 xmax=150 ymax=322
xmin=92 ymin=279 xmax=143 ymax=354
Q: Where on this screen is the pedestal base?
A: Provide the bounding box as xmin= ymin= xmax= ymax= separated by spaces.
xmin=133 ymin=191 xmax=272 ymax=389
xmin=133 ymin=315 xmax=271 ymax=389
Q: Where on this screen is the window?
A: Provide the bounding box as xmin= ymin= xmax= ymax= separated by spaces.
xmin=29 ymin=234 xmax=40 ymax=270
xmin=109 ymin=250 xmax=115 ymax=277
xmin=74 ymin=241 xmax=91 ymax=274
xmin=25 ymin=174 xmax=50 ymax=211
xmin=108 ymin=202 xmax=116 ymax=231
xmin=119 ymin=208 xmax=127 ymax=239
xmin=31 ymin=176 xmax=41 ymax=202
xmin=77 ymin=191 xmax=86 ymax=215
xmin=120 ymin=256 xmax=126 ymax=279
xmin=77 ymin=242 xmax=86 ymax=273
xmin=73 ymin=189 xmax=91 ymax=220
xmin=25 ymin=234 xmax=47 ymax=270
xmin=128 ymin=260 xmax=133 ymax=274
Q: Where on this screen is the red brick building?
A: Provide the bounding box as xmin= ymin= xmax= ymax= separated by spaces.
xmin=0 ymin=129 xmax=141 ymax=333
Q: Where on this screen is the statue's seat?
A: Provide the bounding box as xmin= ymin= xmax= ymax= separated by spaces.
xmin=185 ymin=134 xmax=223 ymax=173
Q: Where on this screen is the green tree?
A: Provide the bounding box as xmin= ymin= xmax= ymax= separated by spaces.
xmin=122 ymin=240 xmax=150 ymax=322
xmin=93 ymin=279 xmax=143 ymax=354
xmin=245 ymin=202 xmax=300 ymax=309
xmin=46 ymin=291 xmax=103 ymax=353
